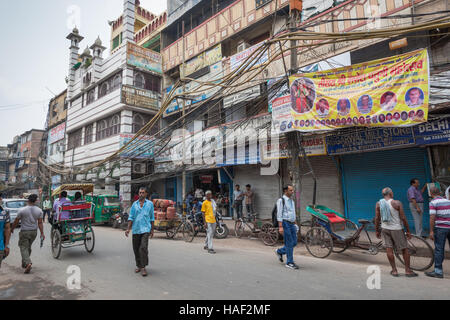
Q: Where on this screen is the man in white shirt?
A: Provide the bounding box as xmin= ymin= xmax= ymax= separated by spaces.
xmin=275 ymin=185 xmax=299 ymax=270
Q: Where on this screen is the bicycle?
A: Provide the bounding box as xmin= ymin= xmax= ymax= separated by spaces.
xmin=305 ymin=205 xmax=434 ymax=271
xmin=165 ymin=214 xmax=195 ymax=242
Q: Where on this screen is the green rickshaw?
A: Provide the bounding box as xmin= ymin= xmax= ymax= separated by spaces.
xmin=85 ymin=194 xmax=121 ymax=225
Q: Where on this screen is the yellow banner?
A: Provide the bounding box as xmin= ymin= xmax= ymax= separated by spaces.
xmin=273 ymin=49 xmax=429 ymax=132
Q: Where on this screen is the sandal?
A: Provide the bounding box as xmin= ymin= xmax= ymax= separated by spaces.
xmin=390 ymin=271 xmax=399 ymax=277
xmin=24 ymin=264 xmax=32 ymax=274
xmin=141 ymin=269 xmax=148 ymax=277
xmin=135 ymin=268 xmax=141 ymax=273
xmin=405 ymin=271 xmax=418 ymax=277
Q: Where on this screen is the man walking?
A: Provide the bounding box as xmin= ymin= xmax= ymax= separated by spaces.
xmin=42 ymin=197 xmax=52 ymax=223
xmin=407 ymin=178 xmax=427 ymax=237
xmin=125 ymin=187 xmax=154 ymax=277
xmin=201 ymin=191 xmax=217 ymax=254
xmin=233 ymin=185 xmax=244 ymax=220
xmin=0 ymin=194 xmax=11 ymax=270
xmin=244 ymin=184 xmax=254 ymax=216
xmin=11 ymin=194 xmax=45 ymax=274
xmin=425 ymin=186 xmax=450 ymax=278
xmin=275 ymin=185 xmax=300 ymax=270
xmin=375 ymin=187 xmax=417 ymax=277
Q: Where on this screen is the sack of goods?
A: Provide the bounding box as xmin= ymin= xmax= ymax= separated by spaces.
xmin=166 ymin=207 xmax=176 ymax=220
xmin=156 ymin=211 xmax=167 ymax=221
xmin=153 ymin=199 xmax=176 ymax=220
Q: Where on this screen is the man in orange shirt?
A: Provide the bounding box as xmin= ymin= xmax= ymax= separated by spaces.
xmin=201 ymin=191 xmax=217 ymax=254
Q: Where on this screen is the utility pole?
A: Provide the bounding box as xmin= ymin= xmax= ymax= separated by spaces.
xmin=287 ymin=0 xmax=303 ymax=225
xmin=181 ymin=20 xmax=187 ymax=214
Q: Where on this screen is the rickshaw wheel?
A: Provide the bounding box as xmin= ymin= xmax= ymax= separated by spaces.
xmin=84 ymin=228 xmax=95 ymax=253
xmin=395 ymin=234 xmax=434 ymax=271
xmin=331 ymin=242 xmax=348 ymax=253
xmin=51 ymin=229 xmax=62 ymax=259
xmin=305 ymin=227 xmax=333 ymax=258
xmin=261 ymin=224 xmax=279 ymax=246
xmin=182 ymin=221 xmax=195 ymax=243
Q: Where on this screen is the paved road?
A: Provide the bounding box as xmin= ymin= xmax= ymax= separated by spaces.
xmin=1 ymin=225 xmax=449 ymax=300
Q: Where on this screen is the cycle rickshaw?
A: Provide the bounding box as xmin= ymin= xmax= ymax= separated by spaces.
xmin=304 ymin=204 xmax=434 ymax=271
xmin=50 ymin=184 xmax=96 ymax=259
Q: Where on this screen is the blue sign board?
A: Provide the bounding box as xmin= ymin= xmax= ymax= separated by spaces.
xmin=414 ymin=117 xmax=450 ymax=145
xmin=326 ymin=127 xmax=415 ymax=155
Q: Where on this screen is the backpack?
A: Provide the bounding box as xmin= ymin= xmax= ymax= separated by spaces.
xmin=271 ymin=197 xmax=285 ymax=227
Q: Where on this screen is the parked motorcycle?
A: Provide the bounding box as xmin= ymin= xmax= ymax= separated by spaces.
xmin=112 ymin=207 xmax=129 ymax=230
xmin=188 ymin=209 xmax=229 ymax=239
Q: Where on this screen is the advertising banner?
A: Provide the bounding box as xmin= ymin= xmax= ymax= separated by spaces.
xmin=230 ymin=42 xmax=269 ymax=72
xmin=165 ymin=61 xmax=223 ymax=116
xmin=180 ymin=44 xmax=222 ymax=78
xmin=119 ymin=134 xmax=154 ymax=159
xmin=272 ymin=49 xmax=429 ymax=133
xmin=326 ymin=127 xmax=415 ymax=155
xmin=261 ymin=135 xmax=327 ymax=160
xmin=49 ymin=123 xmax=66 ymax=144
xmin=127 ymin=43 xmax=162 ymax=74
xmin=121 ymin=85 xmax=160 ymax=111
xmin=414 ymin=116 xmax=450 ymax=145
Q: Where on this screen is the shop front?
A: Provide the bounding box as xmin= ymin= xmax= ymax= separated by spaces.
xmin=327 ymin=127 xmax=433 ymax=234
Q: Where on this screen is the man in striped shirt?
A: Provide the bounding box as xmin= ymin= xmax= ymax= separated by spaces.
xmin=425 ymin=186 xmax=450 ymax=279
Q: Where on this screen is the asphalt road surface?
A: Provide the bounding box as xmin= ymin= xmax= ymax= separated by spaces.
xmin=1 ymin=224 xmax=449 ymax=300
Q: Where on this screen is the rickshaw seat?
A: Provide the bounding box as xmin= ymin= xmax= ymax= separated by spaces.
xmin=324 ymin=213 xmax=345 ymax=224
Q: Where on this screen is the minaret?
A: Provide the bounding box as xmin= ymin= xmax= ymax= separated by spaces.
xmin=90 ymin=36 xmax=106 ymax=83
xmin=66 ymin=27 xmax=84 ymax=100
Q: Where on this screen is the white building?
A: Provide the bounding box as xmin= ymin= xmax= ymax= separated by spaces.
xmin=64 ymin=0 xmax=162 ymax=206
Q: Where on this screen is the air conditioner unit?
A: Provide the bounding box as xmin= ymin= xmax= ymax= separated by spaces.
xmin=237 ymin=41 xmax=250 ymax=53
xmin=133 ymin=163 xmax=146 ymax=174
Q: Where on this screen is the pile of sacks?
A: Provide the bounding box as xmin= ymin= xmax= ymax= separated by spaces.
xmin=153 ymin=199 xmax=177 ymax=220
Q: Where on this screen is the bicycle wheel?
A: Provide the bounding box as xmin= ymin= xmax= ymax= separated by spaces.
xmin=51 ymin=229 xmax=62 ymax=259
xmin=395 ymin=234 xmax=434 ymax=271
xmin=182 ymin=221 xmax=195 ymax=243
xmin=234 ymin=219 xmax=245 ymax=238
xmin=305 ymin=227 xmax=333 ymax=258
xmin=84 ymin=228 xmax=95 ymax=253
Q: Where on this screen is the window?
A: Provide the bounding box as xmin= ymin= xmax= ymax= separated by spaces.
xmin=110 ymin=115 xmax=120 ymax=135
xmin=96 ymin=120 xmax=108 ymax=141
xmin=134 ymin=73 xmax=145 ymax=89
xmin=86 ymin=89 xmax=96 ymax=105
xmin=132 ymin=114 xmax=145 ymax=134
xmin=68 ymin=129 xmax=82 ymax=150
xmin=85 ymin=124 xmax=94 ymax=144
xmin=98 ymin=82 xmax=109 ymax=98
xmin=96 ymin=114 xmax=121 ymax=141
xmin=134 ymin=72 xmax=161 ymax=93
xmin=112 ymin=74 xmax=122 ymax=91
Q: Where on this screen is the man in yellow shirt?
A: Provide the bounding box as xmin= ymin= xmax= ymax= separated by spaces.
xmin=201 ymin=191 xmax=217 ymax=254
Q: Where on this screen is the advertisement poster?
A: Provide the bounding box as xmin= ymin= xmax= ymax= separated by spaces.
xmin=127 ymin=42 xmax=162 ymax=74
xmin=261 ymin=135 xmax=327 ymax=160
xmin=49 ymin=122 xmax=66 ymax=144
xmin=180 ymin=44 xmax=222 ymax=78
xmin=272 ymin=49 xmax=429 ymax=133
xmin=230 ymin=41 xmax=269 ymax=72
xmin=120 ymin=134 xmax=154 ymax=159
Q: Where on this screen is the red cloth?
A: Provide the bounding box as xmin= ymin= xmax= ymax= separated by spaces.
xmin=324 ymin=213 xmax=345 ymax=224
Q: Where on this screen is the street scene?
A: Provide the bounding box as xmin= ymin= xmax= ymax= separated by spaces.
xmin=0 ymin=0 xmax=450 ymax=303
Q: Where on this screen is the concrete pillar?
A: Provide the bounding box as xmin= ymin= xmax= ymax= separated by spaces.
xmin=123 ymin=0 xmax=136 ymax=44
xmin=121 ymin=110 xmax=133 ymax=134
xmin=119 ymin=160 xmax=132 ymax=208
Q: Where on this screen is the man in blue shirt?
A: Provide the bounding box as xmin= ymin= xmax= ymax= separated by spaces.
xmin=0 ymin=193 xmax=11 ymax=269
xmin=125 ymin=187 xmax=155 ymax=277
xmin=275 ymin=185 xmax=300 ymax=270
